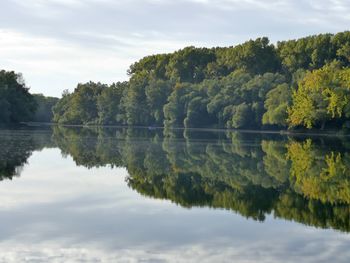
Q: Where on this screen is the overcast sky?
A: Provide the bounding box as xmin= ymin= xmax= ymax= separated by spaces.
xmin=1 ymin=0 xmax=350 ymax=97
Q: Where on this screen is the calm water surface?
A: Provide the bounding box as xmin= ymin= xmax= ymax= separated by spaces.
xmin=0 ymin=126 xmax=349 ymax=262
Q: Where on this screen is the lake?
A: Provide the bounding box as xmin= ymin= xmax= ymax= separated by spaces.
xmin=0 ymin=126 xmax=349 ymax=262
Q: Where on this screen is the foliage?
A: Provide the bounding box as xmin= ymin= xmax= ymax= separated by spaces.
xmin=47 ymin=30 xmax=350 ymax=130
xmin=97 ymin=82 xmax=128 ymax=125
xmin=288 ymin=63 xmax=350 ymax=129
xmin=262 ymin=83 xmax=291 ymax=126
xmin=32 ymin=94 xmax=59 ymax=122
xmin=52 ymin=82 xmax=107 ymax=125
xmin=0 ymin=70 xmax=37 ymax=123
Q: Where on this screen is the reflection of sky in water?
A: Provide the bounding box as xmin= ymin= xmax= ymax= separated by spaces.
xmin=0 ymin=148 xmax=349 ymax=262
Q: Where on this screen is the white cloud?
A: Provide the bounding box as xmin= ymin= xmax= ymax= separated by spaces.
xmin=0 ymin=0 xmax=350 ymax=96
xmin=0 ymin=29 xmax=191 ymax=96
xmin=0 ymin=234 xmax=349 ymax=263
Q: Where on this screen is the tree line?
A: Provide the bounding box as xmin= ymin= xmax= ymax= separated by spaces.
xmin=2 ymin=31 xmax=350 ymax=130
xmin=0 ymin=70 xmax=59 ymax=124
xmin=52 ymin=31 xmax=350 ymax=130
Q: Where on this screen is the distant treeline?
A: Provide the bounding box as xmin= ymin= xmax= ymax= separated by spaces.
xmin=0 ymin=70 xmax=58 ymax=124
xmin=52 ymin=31 xmax=350 ymax=130
xmin=2 ymin=31 xmax=350 ymax=129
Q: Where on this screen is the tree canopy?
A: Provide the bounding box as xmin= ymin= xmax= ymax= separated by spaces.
xmin=50 ymin=31 xmax=350 ymax=130
xmin=3 ymin=31 xmax=350 ymax=130
xmin=0 ymin=70 xmax=37 ymax=123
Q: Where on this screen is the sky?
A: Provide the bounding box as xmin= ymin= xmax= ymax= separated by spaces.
xmin=0 ymin=0 xmax=350 ymax=97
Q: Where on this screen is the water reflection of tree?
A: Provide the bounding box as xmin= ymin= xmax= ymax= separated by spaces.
xmin=1 ymin=126 xmax=350 ymax=232
xmin=287 ymin=139 xmax=350 ymax=205
xmin=0 ymin=129 xmax=53 ymax=180
xmin=50 ymin=127 xmax=350 ymax=232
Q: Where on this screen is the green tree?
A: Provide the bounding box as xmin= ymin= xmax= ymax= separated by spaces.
xmin=163 ymin=83 xmax=190 ymax=127
xmin=0 ymin=70 xmax=37 ymax=123
xmin=145 ymin=79 xmax=173 ymax=125
xmin=216 ymin=37 xmax=281 ymax=75
xmin=262 ymin=83 xmax=291 ymax=126
xmin=97 ymin=82 xmax=128 ymax=125
xmin=32 ymin=94 xmax=59 ymax=122
xmin=288 ymin=62 xmax=350 ymax=129
xmin=165 ymin=46 xmax=216 ymax=83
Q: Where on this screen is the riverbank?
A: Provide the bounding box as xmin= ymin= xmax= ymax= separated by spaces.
xmin=20 ymin=122 xmax=350 ymax=138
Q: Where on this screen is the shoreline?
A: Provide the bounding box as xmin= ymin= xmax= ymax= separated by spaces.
xmin=20 ymin=122 xmax=350 ymax=138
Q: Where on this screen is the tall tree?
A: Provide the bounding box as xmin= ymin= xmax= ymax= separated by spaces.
xmin=0 ymin=70 xmax=36 ymax=123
